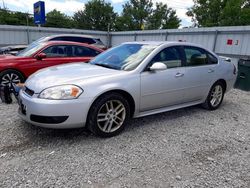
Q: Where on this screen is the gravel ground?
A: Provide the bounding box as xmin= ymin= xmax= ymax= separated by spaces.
xmin=0 ymin=89 xmax=250 ymax=188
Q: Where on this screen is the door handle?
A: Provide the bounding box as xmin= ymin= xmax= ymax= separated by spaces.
xmin=208 ymin=69 xmax=215 ymax=73
xmin=175 ymin=73 xmax=184 ymax=77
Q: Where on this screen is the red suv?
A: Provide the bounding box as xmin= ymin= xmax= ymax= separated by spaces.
xmin=0 ymin=41 xmax=103 ymax=86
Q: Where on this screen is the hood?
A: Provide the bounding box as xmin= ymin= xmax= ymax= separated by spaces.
xmin=0 ymin=54 xmax=14 ymax=59
xmin=0 ymin=55 xmax=27 ymax=60
xmin=25 ymin=63 xmax=121 ymax=93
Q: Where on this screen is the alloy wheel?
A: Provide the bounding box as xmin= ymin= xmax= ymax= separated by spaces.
xmin=1 ymin=73 xmax=21 ymax=87
xmin=210 ymin=85 xmax=223 ymax=107
xmin=97 ymin=100 xmax=126 ymax=133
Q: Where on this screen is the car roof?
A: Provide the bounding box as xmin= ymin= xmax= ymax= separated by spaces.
xmin=123 ymin=41 xmax=205 ymax=47
xmin=41 ymin=41 xmax=104 ymax=51
xmin=122 ymin=41 xmax=217 ymax=56
xmin=46 ymin=34 xmax=99 ymax=39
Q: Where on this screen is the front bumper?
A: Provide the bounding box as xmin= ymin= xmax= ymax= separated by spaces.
xmin=18 ymin=90 xmax=92 ymax=129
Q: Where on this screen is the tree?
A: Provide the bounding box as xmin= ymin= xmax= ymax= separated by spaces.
xmin=0 ymin=8 xmax=33 ymax=26
xmin=73 ymin=0 xmax=117 ymax=31
xmin=115 ymin=0 xmax=180 ymax=31
xmin=187 ymin=0 xmax=250 ymax=27
xmin=147 ymin=2 xmax=180 ymax=29
xmin=115 ymin=0 xmax=153 ymax=31
xmin=45 ymin=9 xmax=73 ymax=28
xmin=220 ymin=0 xmax=250 ymax=26
xmin=186 ymin=0 xmax=228 ymax=27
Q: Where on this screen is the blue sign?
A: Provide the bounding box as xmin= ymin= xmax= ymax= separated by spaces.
xmin=34 ymin=1 xmax=45 ymax=25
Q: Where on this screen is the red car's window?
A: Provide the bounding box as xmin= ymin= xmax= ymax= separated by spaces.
xmin=42 ymin=45 xmax=100 ymax=58
xmin=73 ymin=46 xmax=100 ymax=57
xmin=42 ymin=45 xmax=72 ymax=57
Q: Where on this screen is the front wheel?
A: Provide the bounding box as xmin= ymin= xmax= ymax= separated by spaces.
xmin=202 ymin=82 xmax=225 ymax=110
xmin=0 ymin=70 xmax=25 ymax=87
xmin=87 ymin=93 xmax=130 ymax=137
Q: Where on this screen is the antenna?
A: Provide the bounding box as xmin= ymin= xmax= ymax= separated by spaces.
xmin=2 ymin=0 xmax=6 ymax=9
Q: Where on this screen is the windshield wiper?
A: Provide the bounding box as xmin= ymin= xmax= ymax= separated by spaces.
xmin=94 ymin=63 xmax=115 ymax=69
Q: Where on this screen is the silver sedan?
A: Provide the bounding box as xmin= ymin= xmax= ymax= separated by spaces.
xmin=18 ymin=42 xmax=237 ymax=137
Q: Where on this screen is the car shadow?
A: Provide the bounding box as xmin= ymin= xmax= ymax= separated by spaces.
xmin=3 ymin=101 xmax=232 ymax=154
xmin=21 ymin=104 xmax=202 ymax=140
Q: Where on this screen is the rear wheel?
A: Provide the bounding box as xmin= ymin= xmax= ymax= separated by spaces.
xmin=202 ymin=81 xmax=225 ymax=110
xmin=0 ymin=70 xmax=25 ymax=87
xmin=87 ymin=93 xmax=130 ymax=137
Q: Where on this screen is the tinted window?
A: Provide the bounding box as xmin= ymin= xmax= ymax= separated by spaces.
xmin=184 ymin=46 xmax=218 ymax=66
xmin=151 ymin=47 xmax=182 ymax=68
xmin=184 ymin=47 xmax=208 ymax=66
xmin=49 ymin=37 xmax=64 ymax=41
xmin=80 ymin=38 xmax=95 ymax=44
xmin=42 ymin=45 xmax=71 ymax=57
xmin=73 ymin=46 xmax=100 ymax=57
xmin=50 ymin=36 xmax=95 ymax=44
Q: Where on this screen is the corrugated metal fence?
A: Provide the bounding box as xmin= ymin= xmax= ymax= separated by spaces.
xmin=111 ymin=26 xmax=250 ymax=58
xmin=1 ymin=25 xmax=250 ymax=58
xmin=0 ymin=25 xmax=108 ymax=47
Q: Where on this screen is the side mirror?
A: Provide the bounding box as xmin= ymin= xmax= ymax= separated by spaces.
xmin=219 ymin=56 xmax=231 ymax=62
xmin=36 ymin=53 xmax=46 ymax=60
xmin=224 ymin=58 xmax=231 ymax=62
xmin=149 ymin=62 xmax=167 ymax=71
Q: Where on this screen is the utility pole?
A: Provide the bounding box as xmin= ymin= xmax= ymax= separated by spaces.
xmin=107 ymin=23 xmax=111 ymax=48
xmin=2 ymin=0 xmax=6 ymax=9
xmin=26 ymin=13 xmax=30 ymax=44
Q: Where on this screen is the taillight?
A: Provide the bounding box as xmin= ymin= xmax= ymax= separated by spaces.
xmin=233 ymin=64 xmax=237 ymax=75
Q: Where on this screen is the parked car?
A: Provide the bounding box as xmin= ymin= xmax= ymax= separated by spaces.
xmin=0 ymin=45 xmax=27 ymax=56
xmin=0 ymin=41 xmax=103 ymax=87
xmin=18 ymin=42 xmax=237 ymax=137
xmin=32 ymin=34 xmax=107 ymax=50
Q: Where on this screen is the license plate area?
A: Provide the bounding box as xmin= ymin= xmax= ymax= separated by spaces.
xmin=19 ymin=100 xmax=27 ymax=115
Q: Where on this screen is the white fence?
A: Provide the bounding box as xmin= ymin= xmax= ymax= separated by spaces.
xmin=1 ymin=25 xmax=250 ymax=58
xmin=0 ymin=25 xmax=108 ymax=47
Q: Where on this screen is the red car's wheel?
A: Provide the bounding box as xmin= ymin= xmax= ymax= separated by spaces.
xmin=0 ymin=70 xmax=25 ymax=87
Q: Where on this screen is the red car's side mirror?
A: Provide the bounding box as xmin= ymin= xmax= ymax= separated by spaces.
xmin=36 ymin=53 xmax=46 ymax=60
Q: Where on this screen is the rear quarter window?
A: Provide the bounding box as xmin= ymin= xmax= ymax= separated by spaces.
xmin=207 ymin=53 xmax=218 ymax=64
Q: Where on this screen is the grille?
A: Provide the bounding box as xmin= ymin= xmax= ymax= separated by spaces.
xmin=24 ymin=87 xmax=34 ymax=97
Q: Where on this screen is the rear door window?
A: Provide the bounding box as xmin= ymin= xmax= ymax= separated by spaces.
xmin=184 ymin=46 xmax=218 ymax=66
xmin=73 ymin=45 xmax=100 ymax=57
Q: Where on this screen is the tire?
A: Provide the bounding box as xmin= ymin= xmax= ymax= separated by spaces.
xmin=202 ymin=81 xmax=225 ymax=110
xmin=0 ymin=70 xmax=25 ymax=87
xmin=87 ymin=92 xmax=130 ymax=137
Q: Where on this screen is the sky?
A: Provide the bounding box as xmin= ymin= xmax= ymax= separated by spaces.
xmin=1 ymin=0 xmax=194 ymax=27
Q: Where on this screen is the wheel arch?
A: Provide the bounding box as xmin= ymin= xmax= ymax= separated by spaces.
xmin=0 ymin=68 xmax=26 ymax=80
xmin=214 ymin=79 xmax=227 ymax=91
xmin=87 ymin=89 xmax=136 ymax=120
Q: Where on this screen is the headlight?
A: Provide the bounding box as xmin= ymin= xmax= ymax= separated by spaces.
xmin=39 ymin=85 xmax=83 ymax=100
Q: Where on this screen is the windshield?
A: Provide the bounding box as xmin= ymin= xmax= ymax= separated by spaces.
xmin=17 ymin=42 xmax=46 ymax=57
xmin=90 ymin=44 xmax=157 ymax=71
xmin=30 ymin=36 xmax=49 ymax=45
